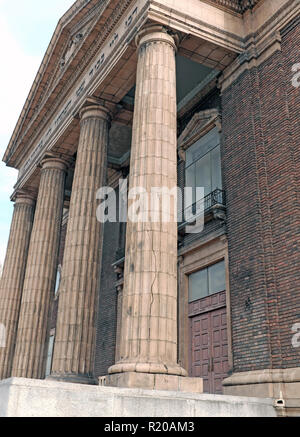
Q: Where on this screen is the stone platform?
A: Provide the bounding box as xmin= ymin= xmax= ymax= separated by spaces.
xmin=0 ymin=378 xmax=277 ymax=417
xmin=100 ymin=372 xmax=204 ymax=393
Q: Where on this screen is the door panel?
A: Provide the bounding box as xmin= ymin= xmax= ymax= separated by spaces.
xmin=190 ymin=292 xmax=228 ymax=394
xmin=191 ymin=312 xmax=211 ymax=392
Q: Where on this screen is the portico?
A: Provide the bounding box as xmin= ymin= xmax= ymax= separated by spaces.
xmin=0 ymin=0 xmax=239 ymax=391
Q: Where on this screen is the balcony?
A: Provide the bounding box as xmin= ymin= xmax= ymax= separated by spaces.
xmin=178 ymin=188 xmax=226 ymax=235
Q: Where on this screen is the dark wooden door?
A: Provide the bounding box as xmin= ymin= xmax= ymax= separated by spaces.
xmin=189 ymin=291 xmax=229 ymax=394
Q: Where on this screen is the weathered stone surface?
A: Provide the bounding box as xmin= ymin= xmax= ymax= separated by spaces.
xmin=11 ymin=157 xmax=68 ymax=379
xmin=0 ymin=378 xmax=277 ymax=417
xmin=50 ymin=104 xmax=111 ymax=384
xmin=0 ymin=193 xmax=35 ymax=380
xmin=109 ymin=25 xmax=186 ymax=381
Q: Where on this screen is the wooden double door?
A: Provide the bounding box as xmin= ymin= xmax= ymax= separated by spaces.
xmin=189 ymin=291 xmax=229 ymax=394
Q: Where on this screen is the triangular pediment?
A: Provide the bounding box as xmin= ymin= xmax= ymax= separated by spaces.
xmin=35 ymin=2 xmax=107 ymax=116
xmin=61 ymin=21 xmax=93 ymax=68
xmin=178 ymin=108 xmax=221 ymax=150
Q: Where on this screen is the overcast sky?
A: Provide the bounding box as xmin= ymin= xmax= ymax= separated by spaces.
xmin=0 ymin=0 xmax=75 ymax=266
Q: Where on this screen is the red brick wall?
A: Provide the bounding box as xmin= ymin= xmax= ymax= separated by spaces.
xmin=222 ymin=18 xmax=300 ymax=373
xmin=94 ymin=219 xmax=120 ymax=377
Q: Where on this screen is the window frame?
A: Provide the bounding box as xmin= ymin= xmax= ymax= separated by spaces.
xmin=188 ymin=259 xmax=226 ymax=303
xmin=185 ymin=127 xmax=222 ymax=206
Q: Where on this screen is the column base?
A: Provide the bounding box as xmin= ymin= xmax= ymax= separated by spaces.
xmin=100 ymin=372 xmax=204 ymax=393
xmin=109 ymin=361 xmax=188 ymax=377
xmin=223 ymin=368 xmax=300 ymax=417
xmin=48 ymin=373 xmax=98 ymax=386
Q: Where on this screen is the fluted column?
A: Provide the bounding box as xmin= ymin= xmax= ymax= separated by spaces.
xmin=0 ymin=192 xmax=35 ymax=380
xmin=109 ymin=25 xmax=187 ymax=378
xmin=11 ymin=156 xmax=67 ymax=379
xmin=50 ymin=104 xmax=111 ymax=384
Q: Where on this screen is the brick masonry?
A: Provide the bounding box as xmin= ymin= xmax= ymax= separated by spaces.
xmin=221 ymin=19 xmax=300 ymax=373
xmin=94 ymin=219 xmax=120 ymax=377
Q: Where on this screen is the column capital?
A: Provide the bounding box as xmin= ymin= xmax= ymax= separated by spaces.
xmin=12 ymin=189 xmax=36 ymax=206
xmin=79 ymin=97 xmax=113 ymax=123
xmin=135 ymin=24 xmax=179 ymax=51
xmin=41 ymin=153 xmax=70 ymax=172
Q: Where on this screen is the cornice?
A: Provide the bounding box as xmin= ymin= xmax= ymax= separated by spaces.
xmin=148 ymin=1 xmax=245 ymax=53
xmin=219 ymin=0 xmax=300 ymax=91
xmin=239 ymin=0 xmax=261 ymax=12
xmin=201 ymin=0 xmax=261 ymax=14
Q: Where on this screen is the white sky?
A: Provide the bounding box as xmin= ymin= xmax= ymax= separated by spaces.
xmin=0 ymin=0 xmax=75 ymax=266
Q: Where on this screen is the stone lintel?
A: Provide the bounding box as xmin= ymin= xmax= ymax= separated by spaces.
xmin=101 ymin=372 xmax=204 ymax=394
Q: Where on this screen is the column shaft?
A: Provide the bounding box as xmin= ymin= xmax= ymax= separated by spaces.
xmin=109 ymin=26 xmax=186 ymax=377
xmin=50 ymin=105 xmax=110 ymax=384
xmin=12 ymin=158 xmax=67 ymax=379
xmin=0 ymin=194 xmax=35 ymax=379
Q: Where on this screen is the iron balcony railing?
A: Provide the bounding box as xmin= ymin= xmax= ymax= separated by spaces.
xmin=179 ymin=188 xmax=226 ymax=229
xmin=201 ymin=188 xmax=226 ymax=213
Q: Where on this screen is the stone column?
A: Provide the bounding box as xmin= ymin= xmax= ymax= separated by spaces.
xmin=50 ymin=103 xmax=111 ymax=384
xmin=107 ymin=26 xmax=198 ymax=391
xmin=11 ymin=156 xmax=68 ymax=379
xmin=0 ymin=192 xmax=35 ymax=380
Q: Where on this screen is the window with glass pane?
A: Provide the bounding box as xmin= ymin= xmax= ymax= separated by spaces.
xmin=45 ymin=335 xmax=55 ymax=377
xmin=211 ymin=145 xmax=222 ymax=191
xmin=185 ymin=127 xmax=222 ymax=208
xmin=208 ymin=260 xmax=226 ymax=295
xmin=188 ymin=260 xmax=226 ymax=303
xmin=54 ymin=266 xmax=61 ymax=296
xmin=189 ymin=269 xmax=208 ymax=302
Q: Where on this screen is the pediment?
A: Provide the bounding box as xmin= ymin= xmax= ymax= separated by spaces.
xmin=60 ymin=21 xmax=92 ymax=69
xmin=178 ymin=108 xmax=221 ymax=151
xmin=38 ymin=2 xmax=106 ymax=112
